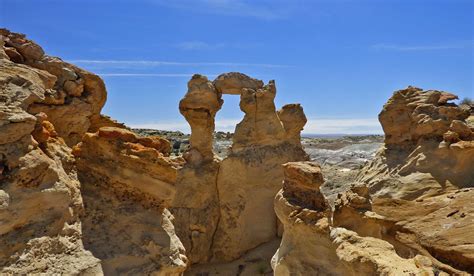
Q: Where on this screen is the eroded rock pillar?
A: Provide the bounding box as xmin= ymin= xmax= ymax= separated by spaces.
xmin=212 ymin=74 xmax=309 ymax=261
xmin=179 ymin=74 xmax=223 ymax=164
xmin=172 ymin=75 xmax=223 ymax=264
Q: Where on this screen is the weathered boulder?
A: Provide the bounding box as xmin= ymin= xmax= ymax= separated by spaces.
xmin=278 ymin=104 xmax=307 ymax=146
xmin=379 ymin=86 xmax=470 ymax=149
xmin=1 ymin=28 xmax=107 ymax=146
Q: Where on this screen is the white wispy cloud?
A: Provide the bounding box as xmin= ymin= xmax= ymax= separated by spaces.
xmin=371 ymin=41 xmax=474 ymax=51
xmin=176 ymin=41 xmax=226 ymax=50
xmin=68 ymin=59 xmax=291 ymax=68
xmin=152 ymin=0 xmax=300 ymax=20
xmin=129 ymin=117 xmax=382 ymax=134
xmin=174 ymin=41 xmax=263 ymax=51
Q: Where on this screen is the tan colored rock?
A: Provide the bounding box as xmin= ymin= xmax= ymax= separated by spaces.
xmin=379 ymin=86 xmax=470 ymax=149
xmin=282 ymin=162 xmax=327 ymax=210
xmin=1 ymin=30 xmax=189 ymax=274
xmin=272 ymin=162 xmax=434 ymax=275
xmin=348 ymin=87 xmax=474 ymax=274
xmin=179 ymin=74 xmax=223 ymax=163
xmin=212 ymin=78 xmax=308 ymax=261
xmin=74 ymin=127 xmax=188 ymax=274
xmin=88 ymin=114 xmax=128 ymax=133
xmin=450 ymin=119 xmax=472 ymax=140
xmin=74 ymin=127 xmax=179 ymax=206
xmin=330 ymin=228 xmax=434 ymax=276
xmin=213 ymin=72 xmax=264 ymax=95
xmin=63 ymin=78 xmax=84 ymax=97
xmin=0 ymin=63 xmax=101 ymax=273
xmin=171 ymin=160 xmax=220 ymax=264
xmin=0 ymin=39 xmax=9 ymax=60
xmin=232 ymin=81 xmax=287 ymax=151
xmin=4 ymin=47 xmax=24 ymax=63
xmin=1 ymin=29 xmax=107 ymax=146
xmin=277 ymin=104 xmax=307 ymax=146
xmin=172 ymin=73 xmax=309 ymax=264
xmin=371 ymin=189 xmax=474 ymax=274
xmin=360 ymin=87 xmax=474 ymax=198
xmin=173 ymin=75 xmax=222 ymax=264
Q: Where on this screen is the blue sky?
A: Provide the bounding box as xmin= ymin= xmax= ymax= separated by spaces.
xmin=1 ymin=0 xmax=473 ymax=134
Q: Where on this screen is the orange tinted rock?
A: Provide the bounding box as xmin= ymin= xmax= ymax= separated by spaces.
xmin=438 ymin=92 xmax=458 ymax=104
xmin=76 ymin=127 xmax=179 ymax=206
xmin=98 ymin=126 xmax=138 ymax=142
xmin=138 ymin=136 xmax=171 ymax=156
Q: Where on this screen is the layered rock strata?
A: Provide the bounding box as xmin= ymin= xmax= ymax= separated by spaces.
xmin=74 ymin=127 xmax=188 ymax=274
xmin=0 ymin=43 xmax=101 ymax=273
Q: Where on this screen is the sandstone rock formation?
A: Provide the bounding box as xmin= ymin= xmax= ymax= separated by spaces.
xmin=272 ymin=162 xmax=434 ymax=275
xmin=213 ymin=75 xmax=309 ymax=261
xmin=179 ymin=74 xmax=223 ymax=163
xmin=172 ymin=72 xmax=309 ymax=264
xmin=359 ymin=86 xmax=473 ymax=198
xmin=74 ymin=127 xmax=188 ymax=274
xmin=1 ymin=28 xmax=107 ymax=146
xmin=0 ymin=45 xmax=101 ymax=273
xmin=1 ymin=29 xmax=186 ymax=275
xmin=353 ymin=87 xmax=474 ymax=274
xmin=5 ymin=28 xmax=472 ymax=275
xmin=2 ymin=31 xmax=311 ymax=273
xmin=272 ymin=87 xmax=474 ymax=275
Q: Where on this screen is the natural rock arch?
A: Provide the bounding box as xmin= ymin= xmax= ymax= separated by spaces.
xmin=173 ymin=72 xmax=309 ymax=263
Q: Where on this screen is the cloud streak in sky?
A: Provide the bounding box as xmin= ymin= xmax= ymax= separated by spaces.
xmin=68 ymin=59 xmax=291 ymax=68
xmin=175 ymin=41 xmax=226 ymax=50
xmin=371 ymin=41 xmax=474 ymax=51
xmin=152 ymin=0 xmax=302 ymax=20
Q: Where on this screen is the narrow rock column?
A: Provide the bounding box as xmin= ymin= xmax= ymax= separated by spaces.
xmin=179 ymin=74 xmax=223 ymax=164
xmin=212 ymin=77 xmax=309 ymax=261
xmin=278 ymin=104 xmax=307 ymax=146
xmin=172 ymin=74 xmax=223 ymax=264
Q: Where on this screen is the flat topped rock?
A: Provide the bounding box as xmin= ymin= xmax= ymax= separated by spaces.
xmin=283 ymin=161 xmax=324 ymax=190
xmin=213 ymin=72 xmax=264 ymax=95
